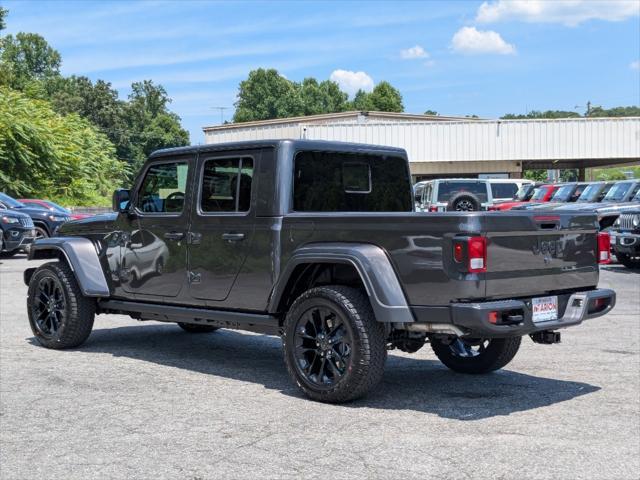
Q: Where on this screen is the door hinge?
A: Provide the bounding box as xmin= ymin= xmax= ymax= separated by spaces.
xmin=188 ymin=271 xmax=202 ymax=284
xmin=187 ymin=232 xmax=202 ymax=245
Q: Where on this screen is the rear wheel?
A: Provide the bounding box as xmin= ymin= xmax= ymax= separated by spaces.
xmin=616 ymin=252 xmax=640 ymax=269
xmin=178 ymin=322 xmax=219 ymax=333
xmin=431 ymin=336 xmax=521 ymax=374
xmin=282 ymin=285 xmax=387 ymax=403
xmin=27 ymin=261 xmax=95 ymax=349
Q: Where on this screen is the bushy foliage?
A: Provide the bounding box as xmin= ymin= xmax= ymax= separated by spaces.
xmin=0 ymin=86 xmax=127 ymax=205
xmin=233 ymin=68 xmax=402 ymax=122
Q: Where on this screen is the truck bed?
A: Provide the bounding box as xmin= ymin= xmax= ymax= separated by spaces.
xmin=282 ymin=211 xmax=599 ymax=306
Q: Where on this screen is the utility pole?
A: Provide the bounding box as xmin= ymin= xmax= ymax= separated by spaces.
xmin=586 ymin=101 xmax=591 ymax=116
xmin=211 ymin=106 xmax=229 ymax=125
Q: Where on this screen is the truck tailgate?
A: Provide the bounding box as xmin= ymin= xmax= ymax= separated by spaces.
xmin=484 ymin=213 xmax=599 ymax=298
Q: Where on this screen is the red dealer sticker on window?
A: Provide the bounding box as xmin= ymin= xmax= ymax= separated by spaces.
xmin=532 ymin=296 xmax=558 ymax=323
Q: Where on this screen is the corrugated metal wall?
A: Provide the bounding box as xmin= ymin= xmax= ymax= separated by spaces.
xmin=204 ymin=117 xmax=640 ymax=165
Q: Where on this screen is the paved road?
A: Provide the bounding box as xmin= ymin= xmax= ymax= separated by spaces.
xmin=1 ymin=255 xmax=638 ymax=480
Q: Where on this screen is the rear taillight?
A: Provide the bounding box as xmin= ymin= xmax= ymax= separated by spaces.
xmin=488 ymin=205 xmax=497 ymax=211
xmin=597 ymin=232 xmax=611 ymax=264
xmin=453 ymin=236 xmax=487 ymax=273
xmin=468 ymin=236 xmax=487 ymax=273
xmin=428 ymin=205 xmax=438 ymax=212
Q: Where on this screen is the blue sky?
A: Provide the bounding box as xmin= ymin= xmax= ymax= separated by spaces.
xmin=3 ymin=0 xmax=639 ymax=142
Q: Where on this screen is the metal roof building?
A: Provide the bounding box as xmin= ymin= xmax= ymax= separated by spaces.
xmin=203 ymin=111 xmax=640 ymax=179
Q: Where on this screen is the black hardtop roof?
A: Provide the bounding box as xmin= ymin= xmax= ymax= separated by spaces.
xmin=149 ymin=139 xmax=407 ymax=159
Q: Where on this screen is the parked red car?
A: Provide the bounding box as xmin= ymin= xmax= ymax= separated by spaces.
xmin=18 ymin=199 xmax=91 ymax=220
xmin=489 ymin=184 xmax=560 ymax=211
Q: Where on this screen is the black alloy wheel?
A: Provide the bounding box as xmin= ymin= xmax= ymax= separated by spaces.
xmin=454 ymin=198 xmax=477 ymax=211
xmin=31 ymin=275 xmax=66 ymax=338
xmin=293 ymin=305 xmax=353 ymax=389
xmin=34 ymin=226 xmax=49 ymax=239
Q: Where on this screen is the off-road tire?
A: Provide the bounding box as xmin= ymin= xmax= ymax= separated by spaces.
xmin=282 ymin=285 xmax=387 ymax=403
xmin=447 ymin=192 xmax=481 ymax=212
xmin=27 ymin=261 xmax=95 ymax=349
xmin=431 ymin=336 xmax=521 ymax=374
xmin=616 ymin=252 xmax=640 ymax=270
xmin=178 ymin=322 xmax=219 ymax=333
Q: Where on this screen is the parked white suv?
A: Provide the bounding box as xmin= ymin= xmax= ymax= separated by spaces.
xmin=414 ymin=178 xmax=532 ymax=212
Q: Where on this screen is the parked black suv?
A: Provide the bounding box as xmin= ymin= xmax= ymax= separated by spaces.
xmin=0 ymin=193 xmax=70 ymax=238
xmin=1 ymin=209 xmax=35 ymax=256
xmin=24 ymin=140 xmax=615 ymax=403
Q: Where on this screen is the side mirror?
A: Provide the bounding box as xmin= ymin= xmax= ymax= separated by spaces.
xmin=112 ymin=189 xmax=131 ymax=213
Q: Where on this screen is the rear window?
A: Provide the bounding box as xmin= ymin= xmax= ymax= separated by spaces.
xmin=293 ymin=151 xmax=412 ymax=212
xmin=436 ymin=182 xmax=488 ymax=203
xmin=490 ymin=182 xmax=519 ymax=199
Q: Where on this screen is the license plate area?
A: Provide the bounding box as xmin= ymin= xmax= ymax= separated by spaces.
xmin=532 ymin=295 xmax=558 ymax=323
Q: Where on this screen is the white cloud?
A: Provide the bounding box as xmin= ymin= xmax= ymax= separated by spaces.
xmin=476 ymin=0 xmax=640 ymax=26
xmin=400 ymin=45 xmax=429 ymax=59
xmin=329 ymin=69 xmax=374 ymax=96
xmin=631 ymin=60 xmax=640 ymax=70
xmin=451 ymin=27 xmax=516 ymax=55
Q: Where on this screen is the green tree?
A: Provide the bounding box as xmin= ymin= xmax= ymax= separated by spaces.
xmin=0 ymin=86 xmax=127 ymax=205
xmin=233 ymin=68 xmax=302 ymax=122
xmin=501 ymin=110 xmax=581 ymax=119
xmin=299 ymin=78 xmax=348 ymax=115
xmin=45 ymin=75 xmax=131 ymax=159
xmin=424 ymin=110 xmax=438 ymax=115
xmin=0 ymin=7 xmax=7 ymax=31
xmin=367 ymin=81 xmax=403 ymax=112
xmin=587 ymin=106 xmax=640 ymax=117
xmin=351 ymin=89 xmax=373 ymax=110
xmin=125 ymin=80 xmax=189 ymax=169
xmin=0 ymin=32 xmax=61 ymax=90
xmin=523 ymin=169 xmax=548 ymax=182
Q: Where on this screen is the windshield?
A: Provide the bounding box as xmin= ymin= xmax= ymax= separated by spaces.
xmin=531 ymin=186 xmax=550 ymax=201
xmin=603 ymin=182 xmax=633 ymax=202
xmin=633 ymin=190 xmax=640 ymax=202
xmin=577 ymin=184 xmax=602 ymax=203
xmin=0 ymin=192 xmax=26 ymax=208
xmin=514 ymin=184 xmax=534 ymax=201
xmin=551 ymin=185 xmax=574 ymax=202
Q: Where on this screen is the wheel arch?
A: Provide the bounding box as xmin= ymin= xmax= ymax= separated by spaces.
xmin=32 ymin=220 xmax=51 ymax=236
xmin=27 ymin=237 xmax=109 ymax=297
xmin=269 ymin=243 xmax=414 ymax=324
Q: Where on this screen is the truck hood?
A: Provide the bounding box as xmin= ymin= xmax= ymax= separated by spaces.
xmin=56 ymin=212 xmax=117 ymax=236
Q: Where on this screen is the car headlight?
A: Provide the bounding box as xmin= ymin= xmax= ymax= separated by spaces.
xmin=1 ymin=216 xmax=20 ymax=224
xmin=633 ymin=214 xmax=640 ymax=227
xmin=48 ymin=215 xmax=69 ymax=222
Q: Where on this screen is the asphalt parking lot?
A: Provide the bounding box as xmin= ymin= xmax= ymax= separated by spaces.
xmin=0 ymin=255 xmax=638 ymax=480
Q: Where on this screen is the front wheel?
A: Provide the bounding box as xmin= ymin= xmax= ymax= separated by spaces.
xmin=616 ymin=252 xmax=640 ymax=270
xmin=27 ymin=261 xmax=95 ymax=349
xmin=431 ymin=336 xmax=521 ymax=374
xmin=282 ymin=285 xmax=387 ymax=403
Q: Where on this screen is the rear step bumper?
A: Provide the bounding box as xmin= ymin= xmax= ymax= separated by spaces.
xmin=416 ymin=289 xmax=615 ymax=338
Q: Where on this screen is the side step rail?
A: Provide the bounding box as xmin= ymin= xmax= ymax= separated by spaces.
xmin=98 ymin=300 xmax=281 ymax=336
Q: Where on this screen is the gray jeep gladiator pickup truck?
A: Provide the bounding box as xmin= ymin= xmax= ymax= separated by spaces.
xmin=24 ymin=140 xmax=615 ymax=402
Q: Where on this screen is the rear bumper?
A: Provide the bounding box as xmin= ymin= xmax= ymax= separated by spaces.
xmin=411 ymin=289 xmax=615 ymax=338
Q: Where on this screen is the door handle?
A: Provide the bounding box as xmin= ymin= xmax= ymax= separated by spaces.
xmin=222 ymin=233 xmax=245 ymax=242
xmin=164 ymin=231 xmax=185 ymax=241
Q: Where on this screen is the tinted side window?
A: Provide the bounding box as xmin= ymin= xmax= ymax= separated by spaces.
xmin=293 ymin=151 xmax=412 ymax=212
xmin=137 ymin=162 xmax=188 ymax=213
xmin=200 ymin=157 xmax=253 ymax=213
xmin=490 ymin=183 xmax=518 ymax=199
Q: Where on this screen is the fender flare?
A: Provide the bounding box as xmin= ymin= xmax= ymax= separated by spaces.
xmin=269 ymin=243 xmax=414 ymax=323
xmin=28 ymin=237 xmax=110 ymax=297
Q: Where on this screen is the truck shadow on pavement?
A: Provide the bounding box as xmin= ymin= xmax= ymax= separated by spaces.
xmin=31 ymin=323 xmax=600 ymax=420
